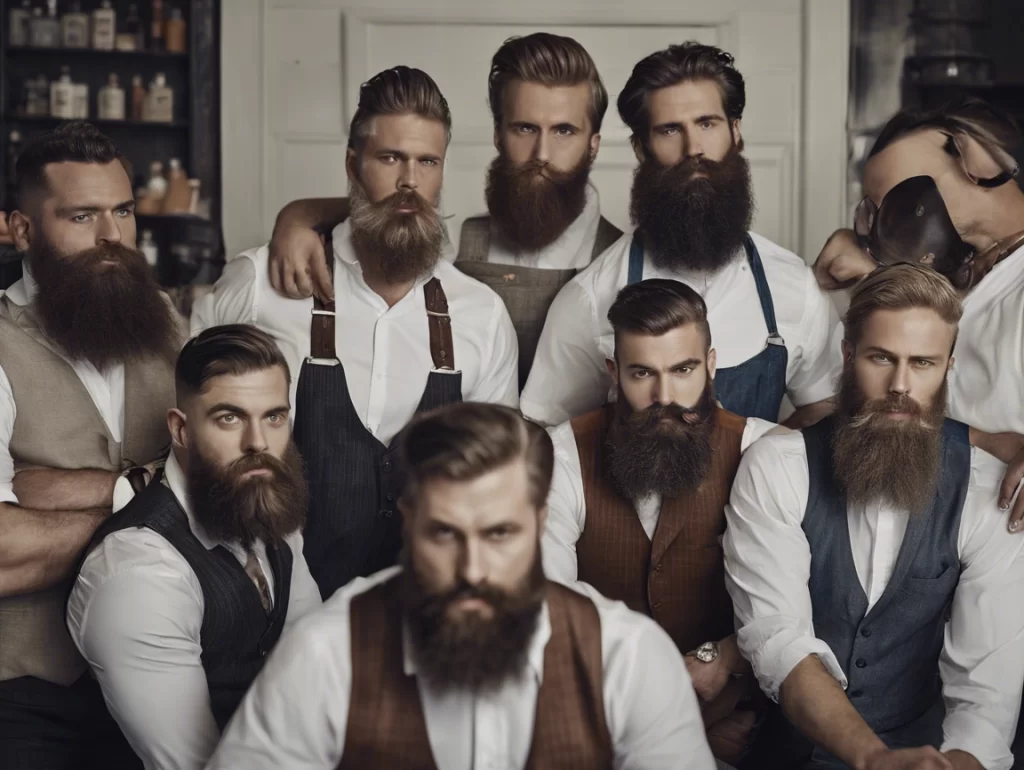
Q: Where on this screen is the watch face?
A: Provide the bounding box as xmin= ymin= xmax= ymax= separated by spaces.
xmin=695 ymin=643 xmax=718 ymax=663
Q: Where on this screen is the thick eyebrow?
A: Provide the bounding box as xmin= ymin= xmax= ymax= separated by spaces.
xmin=626 ymin=357 xmax=702 ymax=371
xmin=206 ymin=403 xmax=290 ymax=418
xmin=55 ymin=199 xmax=136 ymax=217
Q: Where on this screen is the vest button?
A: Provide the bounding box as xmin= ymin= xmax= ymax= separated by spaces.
xmin=855 ymin=658 xmax=867 ymax=668
xmin=651 ymin=601 xmax=662 ymax=610
xmin=382 ymin=458 xmax=393 ymax=472
xmin=380 ymin=509 xmax=393 ymax=519
xmin=386 ymin=492 xmax=395 ymax=502
xmin=861 ymin=628 xmax=872 ymax=638
xmin=849 ymin=689 xmax=863 ymax=698
xmin=654 ymin=562 xmax=663 ymax=573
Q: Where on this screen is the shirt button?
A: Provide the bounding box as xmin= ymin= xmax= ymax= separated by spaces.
xmin=855 ymin=658 xmax=867 ymax=668
xmin=860 ymin=628 xmax=872 ymax=638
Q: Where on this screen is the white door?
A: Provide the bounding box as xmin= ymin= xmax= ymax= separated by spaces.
xmin=221 ymin=0 xmax=849 ymax=262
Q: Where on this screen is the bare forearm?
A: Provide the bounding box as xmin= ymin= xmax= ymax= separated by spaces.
xmin=13 ymin=468 xmax=117 ymax=512
xmin=273 ymin=197 xmax=349 ymax=234
xmin=783 ymin=398 xmax=836 ymax=430
xmin=718 ymin=633 xmax=750 ymax=676
xmin=944 ymin=750 xmax=983 ymax=770
xmin=0 ymin=502 xmax=109 ymax=597
xmin=779 ymin=655 xmax=885 ymax=770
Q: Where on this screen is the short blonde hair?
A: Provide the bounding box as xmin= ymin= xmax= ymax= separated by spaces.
xmin=844 ymin=263 xmax=962 ymax=353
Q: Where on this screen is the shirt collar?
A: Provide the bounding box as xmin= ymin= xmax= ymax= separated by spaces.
xmin=488 ymin=182 xmax=601 ymax=266
xmin=164 ymin=452 xmax=221 ymax=551
xmin=4 ymin=262 xmax=37 ymax=307
xmin=401 ymin=581 xmax=552 ymax=686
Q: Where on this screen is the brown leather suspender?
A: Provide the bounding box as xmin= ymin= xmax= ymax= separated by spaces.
xmin=307 ymin=231 xmax=455 ymax=370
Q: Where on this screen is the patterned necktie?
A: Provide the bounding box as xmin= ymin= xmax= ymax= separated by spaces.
xmin=244 ymin=549 xmax=272 ymax=613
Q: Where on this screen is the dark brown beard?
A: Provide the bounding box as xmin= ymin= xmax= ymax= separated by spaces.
xmin=831 ymin=366 xmax=948 ymax=515
xmin=484 ymin=150 xmax=592 ymax=252
xmin=348 ymin=181 xmax=443 ymax=284
xmin=400 ymin=543 xmax=546 ymax=693
xmin=629 ymin=143 xmax=754 ymax=273
xmin=185 ymin=441 xmax=309 ymax=550
xmin=605 ymin=378 xmax=718 ymax=500
xmin=28 ymin=240 xmax=179 ymax=370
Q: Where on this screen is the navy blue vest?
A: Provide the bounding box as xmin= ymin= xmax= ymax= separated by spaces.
xmin=802 ymin=416 xmax=970 ymax=734
xmin=77 ymin=475 xmax=294 ymax=731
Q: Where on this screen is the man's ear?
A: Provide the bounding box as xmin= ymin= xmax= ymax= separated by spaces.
xmin=630 ymin=136 xmax=646 ymax=165
xmin=167 ymin=408 xmax=188 ymax=449
xmin=605 ymin=356 xmax=619 ymax=385
xmin=345 ymin=148 xmax=359 ymax=185
xmin=947 ymin=354 xmax=955 ymax=373
xmin=841 ymin=339 xmax=853 ymax=363
xmin=8 ymin=210 xmax=31 ymax=252
xmin=731 ymin=119 xmax=743 ymax=148
xmin=589 ymin=132 xmax=601 ymax=165
xmin=707 ymin=348 xmax=717 ymax=379
xmin=536 ymin=504 xmax=549 ymax=539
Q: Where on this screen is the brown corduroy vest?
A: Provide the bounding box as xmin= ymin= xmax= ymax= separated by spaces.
xmin=0 ymin=293 xmax=181 ymax=685
xmin=572 ymin=404 xmax=744 ymax=655
xmin=338 ymin=576 xmax=613 ymax=770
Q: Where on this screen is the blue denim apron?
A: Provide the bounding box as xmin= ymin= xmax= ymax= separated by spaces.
xmin=627 ymin=232 xmax=789 ymax=421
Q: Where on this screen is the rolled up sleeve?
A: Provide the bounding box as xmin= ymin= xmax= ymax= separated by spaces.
xmin=723 ymin=433 xmax=845 ymax=701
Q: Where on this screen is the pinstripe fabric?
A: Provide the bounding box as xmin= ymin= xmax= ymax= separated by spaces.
xmin=81 ymin=476 xmax=294 ymax=730
xmin=338 ymin=576 xmax=613 ymax=770
xmin=455 ymin=215 xmax=621 ymax=390
xmin=572 ymin=405 xmax=744 ymax=655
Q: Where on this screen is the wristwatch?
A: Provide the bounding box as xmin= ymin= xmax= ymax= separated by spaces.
xmin=694 ymin=641 xmax=719 ymax=663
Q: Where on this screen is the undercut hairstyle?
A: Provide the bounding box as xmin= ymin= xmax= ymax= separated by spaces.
xmin=608 ymin=278 xmax=712 ymax=353
xmin=13 ymin=121 xmax=131 ymax=209
xmin=618 ymin=42 xmax=745 ymax=149
xmin=844 ymin=263 xmax=962 ymax=353
xmin=869 ymin=96 xmax=1021 ymax=172
xmin=175 ymin=324 xmax=291 ymax=405
xmin=348 ymin=66 xmax=452 ymax=153
xmin=401 ymin=403 xmax=554 ymax=511
xmin=488 ymin=32 xmax=609 ymax=134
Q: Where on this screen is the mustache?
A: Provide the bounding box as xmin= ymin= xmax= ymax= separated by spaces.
xmin=624 ymin=401 xmax=706 ymax=430
xmin=224 ymin=451 xmax=291 ymax=482
xmin=847 ymin=393 xmax=926 ymax=429
xmin=505 ymin=158 xmax=582 ymax=185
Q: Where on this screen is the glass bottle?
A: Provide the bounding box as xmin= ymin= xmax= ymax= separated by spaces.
xmin=8 ymin=1 xmax=32 ymax=47
xmin=29 ymin=1 xmax=61 ymax=48
xmin=50 ymin=68 xmax=75 ymax=119
xmin=116 ymin=4 xmax=144 ymax=51
xmin=92 ymin=0 xmax=116 ymax=50
xmin=61 ymin=1 xmax=90 ymax=49
xmin=98 ymin=74 xmax=126 ymax=120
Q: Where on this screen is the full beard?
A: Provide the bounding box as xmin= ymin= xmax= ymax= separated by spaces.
xmin=28 ymin=240 xmax=179 ymax=370
xmin=605 ymin=379 xmax=718 ymax=500
xmin=400 ymin=543 xmax=546 ymax=693
xmin=186 ymin=441 xmax=309 ymax=550
xmin=484 ymin=150 xmax=592 ymax=252
xmin=629 ymin=143 xmax=754 ymax=273
xmin=348 ymin=180 xmax=444 ymax=284
xmin=831 ymin=366 xmax=948 ymax=515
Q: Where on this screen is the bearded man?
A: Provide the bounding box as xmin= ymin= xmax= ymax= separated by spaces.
xmin=66 ymin=324 xmax=321 ymax=769
xmin=543 ymin=279 xmax=775 ymax=764
xmin=519 ymin=42 xmax=840 ymax=428
xmin=263 ymin=34 xmax=621 ymax=388
xmin=191 ymin=66 xmax=518 ymax=599
xmin=207 ymin=401 xmax=716 ymax=770
xmin=724 ymin=264 xmax=1024 ymax=770
xmin=0 ymin=121 xmax=186 ymax=769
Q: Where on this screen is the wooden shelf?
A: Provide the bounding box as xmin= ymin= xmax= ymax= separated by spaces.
xmin=6 ymin=45 xmax=187 ymax=59
xmin=5 ymin=115 xmax=188 ymax=129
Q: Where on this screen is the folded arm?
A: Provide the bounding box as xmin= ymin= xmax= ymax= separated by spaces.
xmin=0 ymin=501 xmax=108 ymax=597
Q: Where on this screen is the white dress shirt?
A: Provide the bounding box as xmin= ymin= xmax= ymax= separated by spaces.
xmin=206 ymin=564 xmax=716 ymax=770
xmin=67 ymin=453 xmax=323 ymax=770
xmin=948 ymin=244 xmax=1024 ymax=433
xmin=484 ymin=183 xmax=603 ymax=270
xmin=542 ymin=416 xmax=776 ymax=587
xmin=722 ymin=431 xmax=1024 ymax=770
xmin=191 ymin=221 xmax=519 ymax=446
xmin=519 ymin=233 xmax=842 ymax=426
xmin=0 ymin=267 xmax=125 ymax=504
